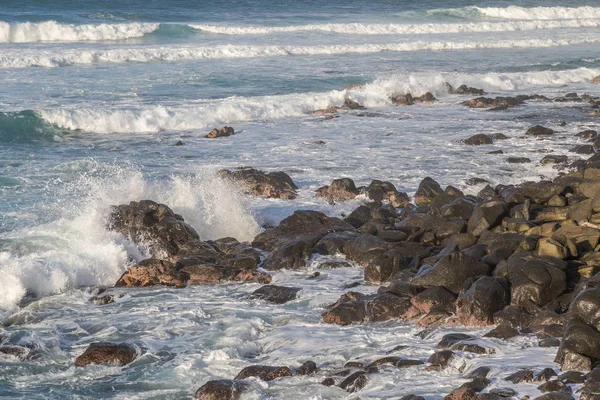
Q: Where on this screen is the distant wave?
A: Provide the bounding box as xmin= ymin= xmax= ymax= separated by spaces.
xmin=190 ymin=18 xmax=600 ymax=36
xmin=475 ymin=6 xmax=600 ymax=20
xmin=0 ymin=21 xmax=159 ymax=43
xmin=1 ymin=37 xmax=597 ymax=68
xmin=429 ymin=6 xmax=600 ymax=20
xmin=33 ymin=67 xmax=600 ymax=134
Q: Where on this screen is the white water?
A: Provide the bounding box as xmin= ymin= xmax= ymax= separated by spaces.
xmin=0 ymin=167 xmax=260 ymax=312
xmin=39 ymin=67 xmax=600 ymax=134
xmin=0 ymin=21 xmax=159 ymax=43
xmin=2 ymin=37 xmax=599 ymax=68
xmin=191 ymin=18 xmax=600 ymax=35
xmin=476 ymin=5 xmax=600 ymax=20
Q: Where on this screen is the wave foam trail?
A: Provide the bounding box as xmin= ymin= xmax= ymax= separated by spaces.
xmin=190 ymin=18 xmax=600 ymax=36
xmin=2 ymin=37 xmax=598 ymax=68
xmin=0 ymin=166 xmax=260 ymax=311
xmin=475 ymin=6 xmax=600 ymax=20
xmin=0 ymin=21 xmax=159 ymax=43
xmin=37 ymin=67 xmax=599 ymax=134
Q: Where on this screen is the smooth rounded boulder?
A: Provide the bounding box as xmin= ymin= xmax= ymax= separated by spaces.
xmin=194 ymin=379 xmax=249 ymax=400
xmin=74 ymin=342 xmax=136 ymax=367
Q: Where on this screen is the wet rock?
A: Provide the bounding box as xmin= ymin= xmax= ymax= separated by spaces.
xmin=0 ymin=345 xmax=29 ymax=360
xmin=316 ymin=178 xmax=359 ymax=203
xmin=194 ymin=380 xmax=249 ymax=400
xmin=463 ymin=96 xmax=525 ymax=110
xmin=175 ymin=140 xmax=184 ymax=146
xmin=250 ymin=285 xmax=300 ymax=304
xmin=437 ymin=333 xmax=474 ymax=349
xmin=235 ymin=365 xmax=292 ymax=381
xmin=534 ymin=368 xmax=558 ymax=383
xmin=115 ymin=259 xmax=185 ymax=287
xmin=321 ymin=377 xmax=336 ymax=386
xmin=90 ymin=293 xmax=116 ymax=305
xmin=296 ymin=361 xmax=318 ymax=375
xmin=558 ymin=371 xmax=585 ymax=384
xmin=468 ymin=200 xmax=509 ymax=236
xmin=576 ymin=130 xmax=597 ymax=139
xmin=505 ymin=369 xmax=533 ymax=384
xmin=464 ymin=134 xmax=494 ymax=145
xmin=339 ymin=371 xmax=368 ymax=393
xmin=218 ymin=167 xmax=298 ymax=199
xmin=468 ymin=366 xmax=491 ymax=379
xmin=450 ymin=84 xmax=486 ymax=96
xmin=461 ymin=378 xmax=491 ymax=392
xmin=571 ymin=145 xmax=595 ymax=155
xmin=108 ymin=200 xmax=199 ymax=258
xmin=456 ymin=276 xmax=510 ymax=326
xmin=74 ymin=342 xmax=136 ymax=367
xmin=253 ymin=210 xmax=354 ymax=251
xmin=445 ymin=387 xmax=476 ymax=400
xmin=556 ymin=288 xmax=600 ymax=372
xmin=538 ymin=380 xmax=571 ymax=393
xmin=450 ymin=342 xmax=494 ymax=354
xmin=503 ymin=253 xmax=567 ymax=313
xmin=414 ymin=177 xmax=444 ymax=205
xmin=484 ymin=324 xmax=519 ymax=340
xmin=399 ymin=396 xmax=426 ymax=400
xmin=490 ymin=388 xmax=517 ymax=397
xmin=322 ymin=292 xmax=413 ymax=325
xmin=533 ymin=393 xmax=574 ymax=400
xmin=526 ymin=125 xmax=554 ymax=136
xmin=411 ymin=252 xmax=490 ymax=294
xmin=176 ymin=261 xmax=272 ymax=285
xmin=541 ymin=155 xmax=568 ymax=165
xmin=205 ymin=126 xmax=235 ymax=138
xmin=428 ymin=350 xmax=455 ymax=368
xmin=507 ymin=157 xmax=531 ymax=164
xmin=540 ymin=338 xmax=561 ymax=347
xmin=411 ymin=287 xmax=457 ymax=314
xmin=260 ymin=236 xmax=319 ymax=270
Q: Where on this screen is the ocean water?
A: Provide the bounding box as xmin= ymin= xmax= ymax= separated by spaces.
xmin=0 ymin=1 xmax=599 ymax=398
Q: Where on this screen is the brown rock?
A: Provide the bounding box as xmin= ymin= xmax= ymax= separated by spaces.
xmin=218 ymin=167 xmax=297 ymax=199
xmin=205 ymin=126 xmax=235 ymax=138
xmin=74 ymin=342 xmax=136 ymax=367
xmin=235 ymin=365 xmax=292 ymax=381
xmin=194 ymin=380 xmax=248 ymax=400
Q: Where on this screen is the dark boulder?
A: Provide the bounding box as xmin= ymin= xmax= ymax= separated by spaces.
xmin=218 ymin=167 xmax=298 ymax=199
xmin=411 ymin=252 xmax=490 ymax=294
xmin=468 ymin=200 xmax=508 ymax=236
xmin=456 ymin=276 xmax=510 ymax=326
xmin=108 ymin=200 xmax=199 ymax=258
xmin=74 ymin=342 xmax=136 ymax=367
xmin=252 ymin=210 xmax=354 ymax=251
xmin=411 ymin=287 xmax=457 ymax=314
xmin=194 ymin=380 xmax=249 ymax=400
xmin=205 ymin=126 xmax=235 ymax=138
xmin=526 ymin=125 xmax=554 ymax=136
xmin=235 ymin=365 xmax=292 ymax=381
xmin=250 ymin=285 xmax=300 ymax=304
xmin=502 ymin=253 xmax=567 ymax=313
xmin=316 ymin=178 xmax=359 ymax=203
xmin=464 ymin=134 xmax=493 ymax=145
xmin=414 ymin=177 xmax=444 ymax=205
xmin=339 ymin=371 xmax=368 ymax=393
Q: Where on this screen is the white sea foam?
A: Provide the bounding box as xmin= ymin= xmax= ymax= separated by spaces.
xmin=1 ymin=37 xmax=598 ymax=68
xmin=475 ymin=5 xmax=600 ymax=20
xmin=0 ymin=167 xmax=260 ymax=311
xmin=39 ymin=67 xmax=600 ymax=134
xmin=0 ymin=21 xmax=159 ymax=43
xmin=190 ymin=18 xmax=600 ymax=36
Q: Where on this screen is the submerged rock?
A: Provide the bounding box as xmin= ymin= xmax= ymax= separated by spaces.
xmin=250 ymin=285 xmax=300 ymax=304
xmin=194 ymin=380 xmax=249 ymax=400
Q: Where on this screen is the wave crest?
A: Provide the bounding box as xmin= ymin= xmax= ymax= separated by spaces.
xmin=0 ymin=20 xmax=159 ymax=43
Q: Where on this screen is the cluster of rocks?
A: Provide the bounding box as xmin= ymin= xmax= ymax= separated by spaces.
xmin=316 ymin=177 xmax=409 ymax=207
xmin=205 ymin=126 xmax=235 ymax=139
xmin=460 ymin=126 xmax=598 ymax=167
xmin=462 ymin=92 xmax=600 ymax=112
xmin=391 ymin=92 xmax=436 ymax=106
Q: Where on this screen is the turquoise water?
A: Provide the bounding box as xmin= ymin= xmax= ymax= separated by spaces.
xmin=1 ymin=1 xmax=600 ymax=398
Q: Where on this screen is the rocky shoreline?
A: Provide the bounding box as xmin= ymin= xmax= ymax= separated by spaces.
xmin=4 ymin=82 xmax=600 ymax=400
